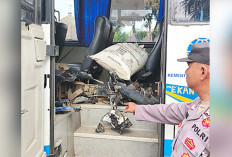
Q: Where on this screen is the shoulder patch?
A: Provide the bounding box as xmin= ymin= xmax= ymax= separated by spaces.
xmin=181 ymin=153 xmax=190 ymax=157
xmin=185 ymin=138 xmax=195 ymax=150
xmin=202 ymin=118 xmax=210 ymax=128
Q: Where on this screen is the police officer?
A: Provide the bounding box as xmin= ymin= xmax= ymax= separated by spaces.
xmin=124 ymin=42 xmax=210 ymax=157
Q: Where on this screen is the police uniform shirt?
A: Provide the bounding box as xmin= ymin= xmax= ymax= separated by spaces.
xmin=135 ymin=97 xmax=210 ymax=157
xmin=196 ymin=101 xmax=209 ymax=114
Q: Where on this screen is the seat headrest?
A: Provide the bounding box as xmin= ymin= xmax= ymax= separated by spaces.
xmin=55 ymin=22 xmax=68 ymax=53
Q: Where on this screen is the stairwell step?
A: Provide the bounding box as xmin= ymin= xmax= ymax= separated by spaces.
xmin=74 ymin=127 xmax=159 ymax=157
xmin=74 ymin=127 xmax=158 ymax=143
xmin=78 ymin=103 xmax=157 ymax=131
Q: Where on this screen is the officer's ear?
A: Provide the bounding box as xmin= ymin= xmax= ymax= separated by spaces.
xmin=200 ymin=65 xmax=210 ymax=80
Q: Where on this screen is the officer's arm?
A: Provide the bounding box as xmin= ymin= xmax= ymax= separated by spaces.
xmin=135 ymin=102 xmax=189 ymax=125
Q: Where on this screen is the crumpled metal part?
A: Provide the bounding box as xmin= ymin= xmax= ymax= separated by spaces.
xmin=55 ymin=63 xmax=103 ymax=84
xmin=116 ymin=82 xmax=159 ymax=105
xmin=108 ymin=72 xmax=159 ymax=105
xmin=72 ymin=96 xmax=97 ymax=104
xmin=96 ymin=109 xmax=132 ymax=134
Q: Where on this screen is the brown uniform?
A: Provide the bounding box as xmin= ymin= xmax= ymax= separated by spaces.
xmin=135 ymin=97 xmax=210 ymax=157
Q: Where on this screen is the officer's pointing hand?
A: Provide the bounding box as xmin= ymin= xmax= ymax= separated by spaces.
xmin=124 ymin=102 xmax=137 ymax=114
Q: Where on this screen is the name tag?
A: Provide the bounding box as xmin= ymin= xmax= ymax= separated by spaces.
xmin=192 ymin=124 xmax=209 ymax=142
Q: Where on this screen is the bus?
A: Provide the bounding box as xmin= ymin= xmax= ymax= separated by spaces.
xmin=21 ymin=0 xmax=209 ymax=156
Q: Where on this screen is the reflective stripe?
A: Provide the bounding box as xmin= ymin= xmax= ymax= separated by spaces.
xmin=164 ymin=139 xmax=173 ymax=157
xmin=44 ymin=145 xmax=50 ymax=156
xmin=166 ymin=91 xmax=193 ymax=102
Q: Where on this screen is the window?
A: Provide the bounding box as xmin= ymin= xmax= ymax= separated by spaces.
xmin=55 ymin=0 xmax=77 ymax=41
xmin=21 ymin=0 xmax=37 ymax=24
xmin=25 ymin=0 xmax=34 ymax=5
xmin=110 ymin=0 xmax=160 ymax=43
xmin=170 ymin=0 xmax=210 ymax=24
xmin=21 ymin=0 xmax=45 ymax=25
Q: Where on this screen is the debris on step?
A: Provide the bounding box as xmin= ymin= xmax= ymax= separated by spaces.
xmin=68 ymin=88 xmax=84 ymax=101
xmin=96 ymin=109 xmax=132 ymax=134
xmin=72 ymin=96 xmax=98 ymax=104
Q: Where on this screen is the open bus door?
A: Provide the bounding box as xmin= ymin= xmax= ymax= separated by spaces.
xmin=20 ymin=0 xmax=209 ymax=156
xmin=21 ymin=0 xmax=54 ymax=156
xmin=21 ymin=0 xmax=47 ymax=156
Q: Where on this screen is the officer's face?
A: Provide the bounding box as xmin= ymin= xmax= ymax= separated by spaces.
xmin=185 ymin=62 xmax=200 ymax=89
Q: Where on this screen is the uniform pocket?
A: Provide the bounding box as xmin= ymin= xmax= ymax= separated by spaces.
xmin=181 ymin=131 xmax=208 ymax=157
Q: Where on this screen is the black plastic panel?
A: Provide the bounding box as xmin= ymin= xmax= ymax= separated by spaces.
xmin=21 ymin=0 xmax=42 ymax=25
xmin=21 ymin=0 xmax=35 ymax=24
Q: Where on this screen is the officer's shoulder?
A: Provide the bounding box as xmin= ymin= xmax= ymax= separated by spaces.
xmin=184 ymin=97 xmax=201 ymax=109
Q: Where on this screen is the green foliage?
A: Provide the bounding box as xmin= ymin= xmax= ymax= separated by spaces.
xmin=152 ymin=28 xmax=158 ymax=41
xmin=134 ymin=31 xmax=148 ymax=42
xmin=181 ymin=0 xmax=210 ymax=21
xmin=113 ymin=27 xmax=129 ymax=42
xmin=143 ymin=0 xmax=160 ymax=42
xmin=143 ymin=13 xmax=153 ymax=26
xmin=145 ymin=0 xmax=160 ymax=20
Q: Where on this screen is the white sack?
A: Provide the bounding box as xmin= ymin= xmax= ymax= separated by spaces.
xmin=90 ymin=43 xmax=148 ymax=80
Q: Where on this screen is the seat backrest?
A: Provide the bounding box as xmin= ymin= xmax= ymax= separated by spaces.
xmin=81 ymin=16 xmax=114 ymax=78
xmin=144 ymin=17 xmax=164 ymax=73
xmin=107 ymin=22 xmax=116 ymax=47
xmin=55 ymin=22 xmax=68 ymax=55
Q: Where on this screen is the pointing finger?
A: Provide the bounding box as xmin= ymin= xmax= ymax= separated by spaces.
xmin=124 ymin=103 xmax=129 ymax=106
xmin=124 ymin=108 xmax=128 ymax=113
